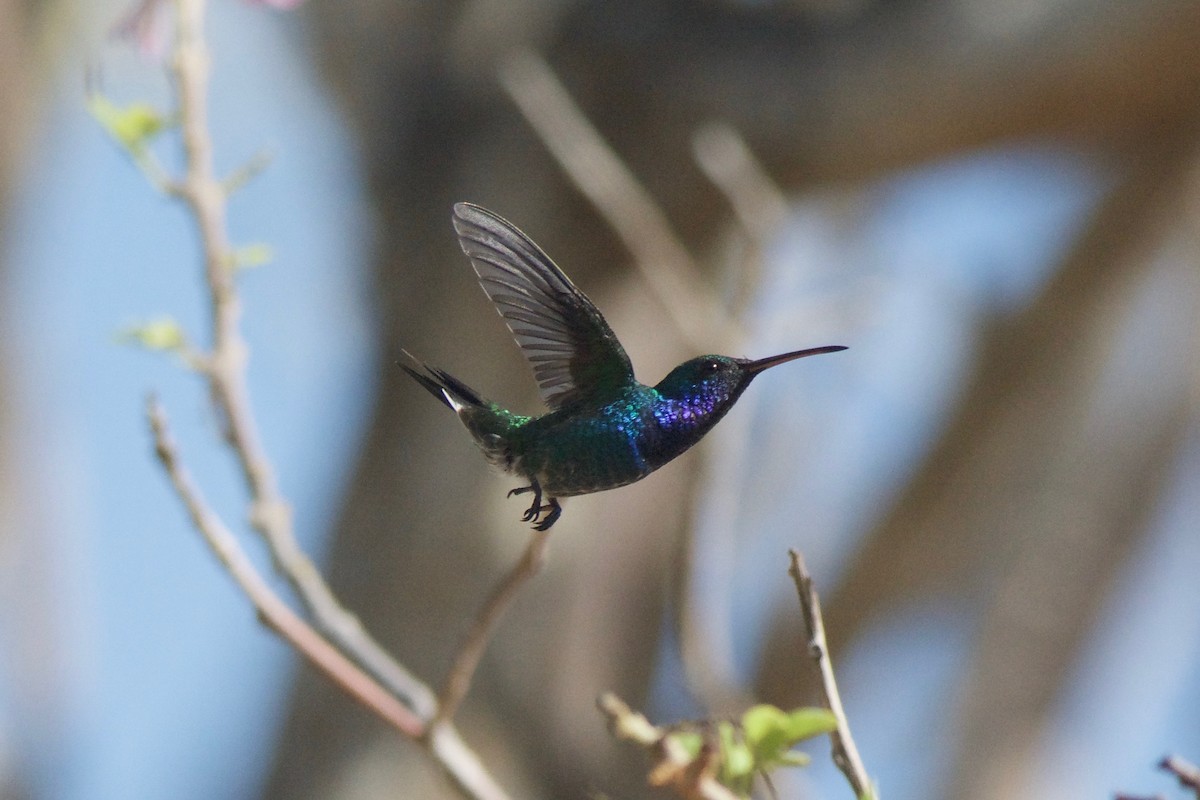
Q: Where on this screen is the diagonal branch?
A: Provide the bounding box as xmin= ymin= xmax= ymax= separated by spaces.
xmin=149 ymin=396 xmax=511 ymax=800
xmin=499 ymin=48 xmax=741 ymax=350
xmin=1161 ymin=755 xmax=1200 ymax=797
xmin=147 ymin=397 xmax=424 ymax=739
xmin=430 ymin=528 xmax=553 ymax=732
xmin=691 ymin=121 xmax=787 ymax=319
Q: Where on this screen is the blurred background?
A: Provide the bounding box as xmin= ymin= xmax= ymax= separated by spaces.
xmin=1 ymin=0 xmax=1199 ymax=798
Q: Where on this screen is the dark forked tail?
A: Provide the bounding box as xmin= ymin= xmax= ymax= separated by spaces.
xmin=397 ymin=350 xmax=486 ymax=412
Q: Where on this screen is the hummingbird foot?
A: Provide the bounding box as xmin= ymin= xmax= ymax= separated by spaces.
xmin=532 ymin=497 xmax=561 ymax=531
xmin=506 ymin=481 xmax=561 ymax=529
xmin=508 ymin=481 xmax=544 ymax=522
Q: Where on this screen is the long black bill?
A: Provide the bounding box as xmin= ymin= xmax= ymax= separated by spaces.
xmin=743 ymin=345 xmax=847 ymax=376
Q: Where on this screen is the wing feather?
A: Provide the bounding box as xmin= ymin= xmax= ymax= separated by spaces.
xmin=452 ymin=203 xmax=635 ymax=409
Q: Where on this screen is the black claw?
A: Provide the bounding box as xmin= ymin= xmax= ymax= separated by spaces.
xmin=509 ymin=480 xmax=544 ymax=523
xmin=532 ymin=497 xmax=562 ymax=531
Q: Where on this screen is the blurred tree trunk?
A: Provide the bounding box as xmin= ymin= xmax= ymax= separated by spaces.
xmin=266 ymin=1 xmax=1200 ymax=797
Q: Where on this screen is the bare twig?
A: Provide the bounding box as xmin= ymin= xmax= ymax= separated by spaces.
xmin=788 ymin=549 xmax=874 ymax=799
xmin=150 ymin=4 xmax=519 ymax=800
xmin=598 ymin=693 xmax=741 ymax=800
xmin=430 ymin=529 xmax=553 ymax=732
xmin=422 ymin=725 xmax=515 ymax=800
xmin=499 ymin=48 xmax=741 ymax=349
xmin=169 ymin=0 xmax=437 ymax=718
xmin=691 ymin=121 xmax=788 ymax=243
xmin=147 ymin=398 xmax=424 ymax=739
xmin=691 ymin=121 xmax=787 ymax=318
xmin=1161 ymin=755 xmax=1200 ymax=796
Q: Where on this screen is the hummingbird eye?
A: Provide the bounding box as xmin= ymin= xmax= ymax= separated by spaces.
xmin=703 ymin=359 xmax=721 ymax=372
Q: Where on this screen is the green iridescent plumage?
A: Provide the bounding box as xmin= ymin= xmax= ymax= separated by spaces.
xmin=400 ymin=203 xmax=846 ymax=530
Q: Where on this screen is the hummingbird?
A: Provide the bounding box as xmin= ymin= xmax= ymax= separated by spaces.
xmin=400 ymin=203 xmax=846 ymax=531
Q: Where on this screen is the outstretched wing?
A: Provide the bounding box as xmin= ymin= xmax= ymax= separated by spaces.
xmin=452 ymin=203 xmax=635 ymax=410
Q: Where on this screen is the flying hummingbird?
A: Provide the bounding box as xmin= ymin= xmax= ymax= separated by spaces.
xmin=400 ymin=203 xmax=846 ymax=531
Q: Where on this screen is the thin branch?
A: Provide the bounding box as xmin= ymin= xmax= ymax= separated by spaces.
xmin=499 ymin=48 xmax=741 ymax=350
xmin=1161 ymin=755 xmax=1200 ymax=797
xmin=691 ymin=121 xmax=786 ymax=319
xmin=169 ymin=0 xmax=437 ymax=718
xmin=691 ymin=121 xmax=789 ymax=243
xmin=429 ymin=528 xmax=553 ymax=732
xmin=788 ymin=549 xmax=875 ymax=799
xmin=424 ymin=725 xmax=516 ymax=800
xmin=147 ymin=398 xmax=424 ymax=738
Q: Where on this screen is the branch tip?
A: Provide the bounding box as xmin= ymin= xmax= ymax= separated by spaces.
xmin=788 ymin=549 xmax=875 ymax=799
xmin=1160 ymin=754 xmax=1200 ymax=794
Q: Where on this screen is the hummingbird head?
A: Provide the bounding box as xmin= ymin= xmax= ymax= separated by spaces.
xmin=656 ymin=355 xmax=753 ymax=408
xmin=654 ymin=345 xmax=846 ymax=410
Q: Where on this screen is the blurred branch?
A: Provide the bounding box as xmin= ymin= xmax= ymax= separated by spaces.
xmin=690 ymin=120 xmax=787 ymax=322
xmin=147 ymin=398 xmax=424 ymax=738
xmin=691 ymin=121 xmax=788 ymax=243
xmin=788 ymin=549 xmax=874 ymax=799
xmin=430 ymin=528 xmax=552 ymax=731
xmin=1161 ymin=755 xmax=1200 ymax=797
xmin=670 ymin=123 xmax=792 ymax=719
xmin=499 ymin=48 xmax=741 ymax=349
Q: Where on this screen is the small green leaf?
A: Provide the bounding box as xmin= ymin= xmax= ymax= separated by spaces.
xmin=742 ymin=704 xmax=789 ymax=748
xmin=776 ymin=751 xmax=811 ymax=767
xmin=233 ymin=242 xmax=274 ymax=270
xmin=741 ymin=704 xmax=837 ymax=774
xmin=118 ymin=317 xmax=185 ymax=352
xmin=777 ymin=707 xmax=838 ymax=742
xmin=88 ymin=94 xmax=168 ymax=151
xmin=668 ymin=730 xmax=703 ymax=759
